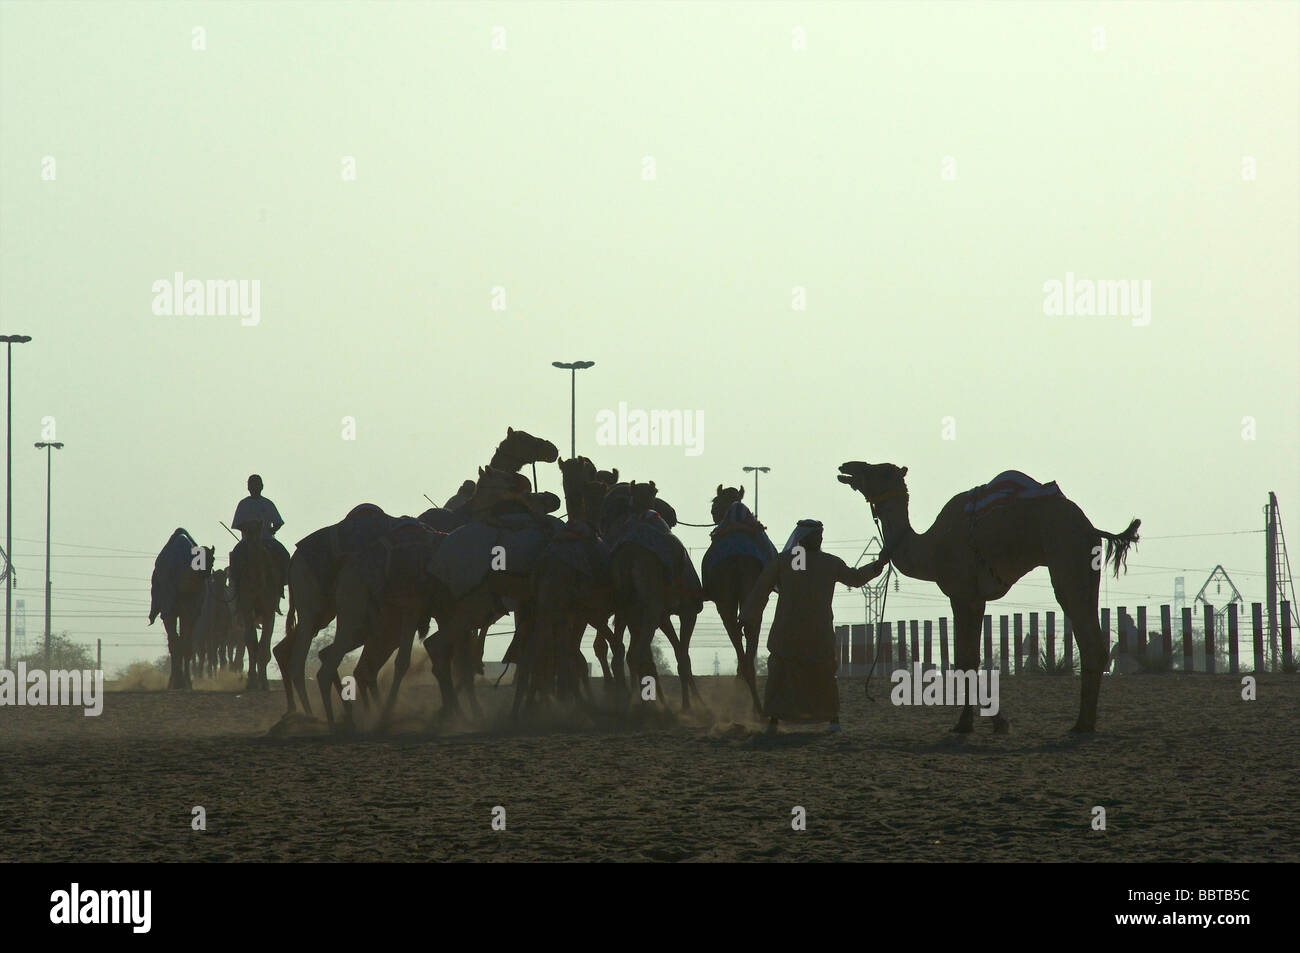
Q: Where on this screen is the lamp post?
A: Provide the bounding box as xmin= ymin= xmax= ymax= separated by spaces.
xmin=35 ymin=441 xmax=62 ymax=665
xmin=3 ymin=333 xmax=32 ymax=668
xmin=742 ymin=466 xmax=770 ymax=517
xmin=551 ymin=361 xmax=595 ymax=460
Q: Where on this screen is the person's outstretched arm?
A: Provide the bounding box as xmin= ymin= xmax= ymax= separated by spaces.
xmin=837 ymin=555 xmax=887 ymax=588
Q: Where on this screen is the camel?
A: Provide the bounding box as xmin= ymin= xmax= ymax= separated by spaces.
xmin=229 ymin=537 xmax=279 ymax=691
xmin=421 ymin=464 xmax=561 ymax=724
xmin=272 ymin=503 xmax=396 ymax=715
xmin=608 ymin=481 xmax=703 ymax=711
xmin=315 ymin=519 xmax=445 ymax=730
xmin=192 ymin=568 xmax=234 ymax=677
xmin=512 ymin=458 xmax=619 ymax=717
xmin=702 ymin=485 xmax=775 ymax=714
xmin=148 ymin=529 xmax=212 ymax=690
xmin=837 ymin=462 xmax=1140 ymax=733
xmin=420 ymin=428 xmax=560 ymax=531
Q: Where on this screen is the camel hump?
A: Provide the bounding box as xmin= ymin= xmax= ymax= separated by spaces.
xmin=966 ymin=471 xmax=1062 ymax=515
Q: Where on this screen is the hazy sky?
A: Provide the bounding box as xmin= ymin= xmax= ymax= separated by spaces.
xmin=2 ymin=1 xmax=1296 ymax=673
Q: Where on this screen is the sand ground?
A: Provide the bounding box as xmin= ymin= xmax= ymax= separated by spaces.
xmin=2 ymin=668 xmax=1296 ymax=862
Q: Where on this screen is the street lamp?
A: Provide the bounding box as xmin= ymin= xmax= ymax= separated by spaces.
xmin=35 ymin=441 xmax=63 ymax=665
xmin=742 ymin=466 xmax=770 ymax=517
xmin=551 ymin=360 xmax=595 ymax=460
xmin=3 ymin=333 xmax=32 ymax=668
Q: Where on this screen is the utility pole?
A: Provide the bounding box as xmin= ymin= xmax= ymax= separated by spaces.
xmin=551 ymin=361 xmax=595 ymax=459
xmin=742 ymin=466 xmax=770 ymax=517
xmin=1266 ymin=492 xmax=1278 ymax=669
xmin=35 ymin=441 xmax=63 ymax=665
xmin=3 ymin=333 xmax=33 ymax=669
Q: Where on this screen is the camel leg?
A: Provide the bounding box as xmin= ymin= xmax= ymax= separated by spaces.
xmin=272 ymin=625 xmax=299 ymax=712
xmin=1050 ymin=560 xmax=1106 ymax=733
xmin=242 ymin=621 xmax=260 ymax=692
xmin=607 ymin=616 xmax=628 ymax=693
xmin=422 ymin=630 xmax=464 ymax=724
xmin=592 ymin=624 xmax=613 ymax=681
xmin=290 ymin=616 xmax=322 ymax=715
xmin=259 ymin=614 xmax=276 ymax=691
xmin=718 ymin=595 xmax=761 ymax=714
xmin=379 ymin=628 xmax=415 ymax=727
xmin=164 ymin=617 xmax=181 ymax=690
xmin=950 ymin=602 xmax=985 ymax=733
xmin=316 ymin=640 xmax=346 ymax=729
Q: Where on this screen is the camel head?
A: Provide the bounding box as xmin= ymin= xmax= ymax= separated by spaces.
xmin=500 ymin=426 xmax=560 ymax=466
xmin=469 ymin=465 xmax=532 ymax=514
xmin=594 ymin=467 xmax=619 ymax=486
xmin=711 ymin=484 xmax=744 ymax=523
xmin=198 ymin=546 xmax=215 ymax=576
xmin=526 ymin=491 xmax=562 ymax=514
xmin=582 ymin=481 xmax=609 ymax=523
xmin=837 ymin=462 xmax=908 ymax=502
xmin=629 ymin=480 xmax=658 ymax=513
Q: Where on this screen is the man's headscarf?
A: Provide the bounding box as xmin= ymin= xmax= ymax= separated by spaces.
xmin=782 ymin=519 xmax=823 ymax=554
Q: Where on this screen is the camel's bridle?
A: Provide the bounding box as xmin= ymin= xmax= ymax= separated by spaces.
xmin=864 ymin=488 xmax=908 ymax=562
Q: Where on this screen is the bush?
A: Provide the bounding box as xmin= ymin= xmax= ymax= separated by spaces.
xmin=6 ymin=632 xmax=95 ymax=671
xmin=1037 ymin=648 xmax=1079 ymax=676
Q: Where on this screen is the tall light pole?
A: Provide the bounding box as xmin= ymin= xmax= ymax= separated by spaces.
xmin=3 ymin=333 xmax=33 ymax=669
xmin=551 ymin=360 xmax=595 ymax=459
xmin=35 ymin=441 xmax=62 ymax=665
xmin=742 ymin=466 xmax=770 ymax=517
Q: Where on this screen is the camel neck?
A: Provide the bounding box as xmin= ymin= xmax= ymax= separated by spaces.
xmin=873 ymin=495 xmax=937 ymax=582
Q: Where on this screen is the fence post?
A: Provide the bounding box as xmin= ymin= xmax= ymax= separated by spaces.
xmin=897 ymin=620 xmax=907 ymax=669
xmin=1013 ymin=613 xmax=1023 ymax=675
xmin=1117 ymin=606 xmax=1128 ymax=658
xmin=1046 ymin=611 xmax=1056 ymax=668
xmin=96 ymin=638 xmax=102 ymax=671
xmin=1101 ymin=607 xmax=1111 ymax=659
xmin=1181 ymin=606 xmax=1194 ymax=673
xmin=910 ymin=620 xmax=920 ymax=671
xmin=1282 ymin=601 xmax=1293 ymax=671
xmin=1251 ymin=603 xmax=1264 ymax=672
xmin=866 ymin=623 xmax=877 ymax=676
xmin=999 ymin=616 xmax=1010 ymax=676
xmin=923 ymin=620 xmax=933 ymax=670
xmin=939 ymin=617 xmax=950 ymax=672
xmin=1064 ymin=615 xmax=1074 ymax=669
xmin=1227 ymin=604 xmax=1239 ymax=674
xmin=1136 ymin=606 xmax=1147 ymax=663
xmin=1204 ymin=605 xmax=1216 ymax=674
xmin=984 ymin=615 xmax=993 ymax=673
xmin=1028 ymin=612 xmax=1039 ymax=672
xmin=882 ymin=619 xmax=893 ymax=671
xmin=850 ymin=624 xmax=865 ymax=668
xmin=1160 ymin=604 xmax=1172 ymax=667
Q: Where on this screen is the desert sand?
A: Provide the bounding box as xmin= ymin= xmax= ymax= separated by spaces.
xmin=2 ymin=667 xmax=1296 ymax=862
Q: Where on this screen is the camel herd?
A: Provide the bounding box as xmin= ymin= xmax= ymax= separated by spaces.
xmin=149 ymin=429 xmax=1140 ymax=734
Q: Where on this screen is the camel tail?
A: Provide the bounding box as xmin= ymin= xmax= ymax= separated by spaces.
xmin=1096 ymin=518 xmax=1141 ymax=578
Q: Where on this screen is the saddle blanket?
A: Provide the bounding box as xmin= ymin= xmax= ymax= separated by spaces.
xmin=149 ymin=528 xmax=198 ymax=621
xmin=964 ymin=471 xmax=1062 ymax=515
xmin=703 ymin=501 xmax=777 ymax=583
xmin=430 ymin=512 xmax=559 ymax=600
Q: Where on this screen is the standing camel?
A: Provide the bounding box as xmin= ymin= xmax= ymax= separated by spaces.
xmin=702 ymin=485 xmax=776 ymax=714
xmin=229 ymin=536 xmax=279 ymax=691
xmin=273 ymin=503 xmax=396 ymax=715
xmin=608 ymin=482 xmax=703 ymax=711
xmin=837 ymin=462 xmax=1139 ymax=733
xmin=148 ymin=529 xmax=212 ymax=690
